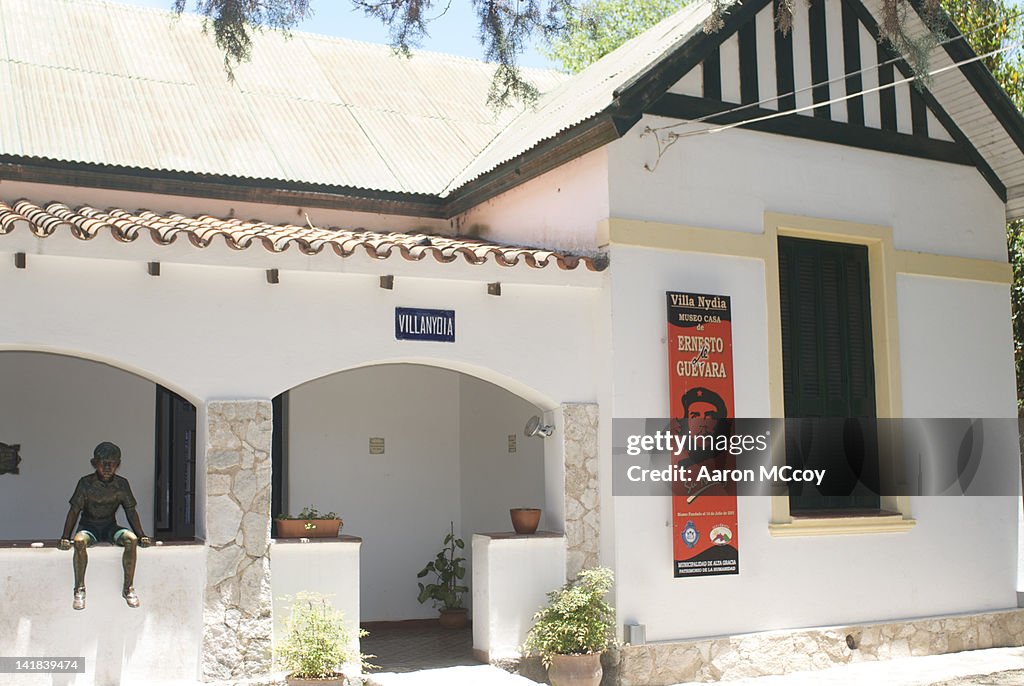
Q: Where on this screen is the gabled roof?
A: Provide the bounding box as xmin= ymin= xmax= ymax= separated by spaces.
xmin=3 ymin=0 xmax=1024 ymax=219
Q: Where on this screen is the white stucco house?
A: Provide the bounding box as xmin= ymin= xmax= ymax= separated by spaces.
xmin=2 ymin=0 xmax=1024 ymax=684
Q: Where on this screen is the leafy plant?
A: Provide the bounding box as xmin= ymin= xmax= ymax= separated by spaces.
xmin=276 ymin=592 xmax=375 ymax=680
xmin=416 ymin=521 xmax=468 ymax=611
xmin=276 ymin=506 xmax=339 ymax=520
xmin=524 ymin=567 xmax=616 ymax=668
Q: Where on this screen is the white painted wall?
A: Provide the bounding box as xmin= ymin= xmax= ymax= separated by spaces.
xmin=0 ymin=544 xmax=204 ymax=686
xmin=270 ymin=540 xmax=362 ymax=670
xmin=454 ymin=148 xmax=610 ymax=254
xmin=608 ymin=118 xmax=1008 ymax=261
xmin=472 ymin=534 xmax=567 ymax=661
xmin=0 ymin=352 xmax=155 ymax=540
xmin=287 ymin=365 xmax=550 ymax=622
xmin=603 ymin=114 xmax=1020 ymax=641
xmin=459 ymin=373 xmax=546 ymax=538
xmin=0 ymin=237 xmax=601 ymax=406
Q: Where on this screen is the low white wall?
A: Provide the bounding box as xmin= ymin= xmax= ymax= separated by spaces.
xmin=270 ymin=540 xmax=362 ymax=667
xmin=0 ymin=544 xmax=204 ymax=686
xmin=472 ymin=534 xmax=567 ymax=661
xmin=0 ymin=352 xmax=155 ymax=540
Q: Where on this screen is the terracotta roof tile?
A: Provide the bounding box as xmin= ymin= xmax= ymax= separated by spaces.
xmin=0 ymin=199 xmax=607 ymax=272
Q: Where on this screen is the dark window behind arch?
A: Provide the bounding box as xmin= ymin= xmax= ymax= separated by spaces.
xmin=154 ymin=386 xmax=197 ymax=540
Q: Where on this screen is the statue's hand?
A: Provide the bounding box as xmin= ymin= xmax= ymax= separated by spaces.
xmin=139 ymin=536 xmax=152 ymax=548
xmin=58 ymin=538 xmax=71 ymax=551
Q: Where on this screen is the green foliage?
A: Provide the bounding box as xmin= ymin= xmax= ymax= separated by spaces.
xmin=276 ymin=506 xmax=339 ymax=520
xmin=541 ymin=0 xmax=688 ymax=74
xmin=943 ymin=0 xmax=1024 ymax=410
xmin=416 ymin=521 xmax=468 ymax=610
xmin=276 ymin=592 xmax=375 ymax=679
xmin=524 ymin=566 xmax=616 ymax=668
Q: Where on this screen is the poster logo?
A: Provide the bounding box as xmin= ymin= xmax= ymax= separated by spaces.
xmin=682 ymin=521 xmax=700 ymax=548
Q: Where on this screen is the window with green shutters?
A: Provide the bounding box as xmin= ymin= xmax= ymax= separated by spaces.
xmin=778 ymin=236 xmax=881 ymax=512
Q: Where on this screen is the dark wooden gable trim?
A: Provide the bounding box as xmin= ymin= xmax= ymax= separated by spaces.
xmin=611 ymin=0 xmax=774 ymax=115
xmin=913 ymin=0 xmax=1024 ymax=156
xmin=844 ymin=0 xmax=1007 ymax=201
xmin=629 ymin=0 xmax=1005 ymax=202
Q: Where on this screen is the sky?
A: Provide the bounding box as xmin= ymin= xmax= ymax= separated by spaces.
xmin=117 ymin=0 xmax=556 ymax=69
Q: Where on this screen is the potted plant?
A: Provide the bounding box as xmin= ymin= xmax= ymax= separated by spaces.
xmin=275 ymin=506 xmax=343 ymax=539
xmin=276 ymin=592 xmax=375 ymax=685
xmin=510 ymin=507 xmax=542 ymax=534
xmin=416 ymin=521 xmax=469 ymax=629
xmin=524 ymin=567 xmax=616 ymax=686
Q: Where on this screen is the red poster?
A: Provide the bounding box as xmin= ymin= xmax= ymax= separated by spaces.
xmin=667 ymin=291 xmax=739 ymax=577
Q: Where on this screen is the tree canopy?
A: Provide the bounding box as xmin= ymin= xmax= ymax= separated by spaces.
xmin=540 ymin=0 xmax=688 ymax=74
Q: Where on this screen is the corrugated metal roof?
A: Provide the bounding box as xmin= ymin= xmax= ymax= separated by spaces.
xmin=442 ymin=2 xmax=713 ymax=194
xmin=0 ymin=0 xmax=564 ymax=195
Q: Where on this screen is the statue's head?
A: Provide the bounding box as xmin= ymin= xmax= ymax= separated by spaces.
xmin=91 ymin=442 xmax=122 ymax=480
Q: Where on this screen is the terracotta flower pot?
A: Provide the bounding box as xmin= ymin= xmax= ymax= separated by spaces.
xmin=510 ymin=508 xmax=541 ymax=535
xmin=275 ymin=518 xmax=343 ymax=539
xmin=548 ymin=653 xmax=603 ymax=686
xmin=438 ymin=607 xmax=469 ymax=629
xmin=286 ymin=675 xmax=346 ymax=685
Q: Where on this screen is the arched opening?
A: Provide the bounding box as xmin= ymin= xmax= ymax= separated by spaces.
xmin=270 ymin=362 xmax=555 ymax=672
xmin=0 ymin=351 xmax=197 ymax=541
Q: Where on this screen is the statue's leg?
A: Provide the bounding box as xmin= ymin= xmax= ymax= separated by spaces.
xmin=72 ymin=533 xmax=89 ymax=610
xmin=118 ymin=531 xmax=140 ymax=608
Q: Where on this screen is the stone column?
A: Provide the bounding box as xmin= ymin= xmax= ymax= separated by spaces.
xmin=202 ymin=400 xmax=274 ymax=681
xmin=562 ymin=403 xmax=599 ymax=578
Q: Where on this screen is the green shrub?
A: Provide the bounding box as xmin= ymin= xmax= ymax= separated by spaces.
xmin=416 ymin=521 xmax=468 ymax=611
xmin=524 ymin=567 xmax=616 ymax=667
xmin=276 ymin=592 xmax=374 ymax=679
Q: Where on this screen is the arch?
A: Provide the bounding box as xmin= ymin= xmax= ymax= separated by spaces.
xmin=0 ymin=344 xmax=201 ymax=406
xmin=273 ymin=356 xmax=559 ymax=411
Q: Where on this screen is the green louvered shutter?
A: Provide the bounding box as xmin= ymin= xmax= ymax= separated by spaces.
xmin=778 ymin=237 xmax=880 ymax=511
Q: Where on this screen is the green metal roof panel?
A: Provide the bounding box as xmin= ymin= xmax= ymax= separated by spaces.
xmin=0 ymin=0 xmax=565 ymax=194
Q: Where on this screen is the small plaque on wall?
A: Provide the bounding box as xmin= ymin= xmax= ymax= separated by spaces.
xmin=0 ymin=443 xmax=22 ymax=475
xmin=369 ymin=437 xmax=385 ymax=455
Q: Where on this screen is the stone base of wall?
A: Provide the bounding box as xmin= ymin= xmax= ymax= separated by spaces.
xmin=615 ymin=609 xmax=1024 ymax=686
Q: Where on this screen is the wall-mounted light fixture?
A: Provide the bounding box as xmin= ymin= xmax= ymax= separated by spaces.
xmin=266 ymin=268 xmax=279 ymax=284
xmin=380 ymin=275 xmax=394 ymax=290
xmin=524 ymin=416 xmax=554 ymax=438
xmin=14 ymin=253 xmax=26 ymax=269
xmin=487 ymin=282 xmax=501 ymax=296
xmin=148 ymin=261 xmax=161 ymax=276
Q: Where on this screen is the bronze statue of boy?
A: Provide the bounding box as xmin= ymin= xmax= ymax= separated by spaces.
xmin=58 ymin=442 xmax=151 ymax=610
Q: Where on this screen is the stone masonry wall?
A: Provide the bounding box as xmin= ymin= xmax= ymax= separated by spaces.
xmin=616 ymin=608 xmax=1024 ymax=686
xmin=202 ymin=401 xmax=274 ymax=681
xmin=562 ymin=403 xmax=599 ymax=578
